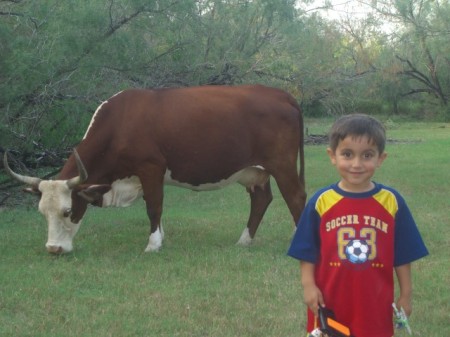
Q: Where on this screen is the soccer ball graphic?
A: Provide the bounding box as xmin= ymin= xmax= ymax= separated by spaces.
xmin=345 ymin=239 xmax=370 ymax=264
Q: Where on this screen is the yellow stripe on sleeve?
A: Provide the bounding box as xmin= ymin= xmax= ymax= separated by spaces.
xmin=315 ymin=189 xmax=344 ymax=216
xmin=372 ymin=189 xmax=398 ymax=218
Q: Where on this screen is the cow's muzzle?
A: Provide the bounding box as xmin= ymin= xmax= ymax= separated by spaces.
xmin=46 ymin=245 xmax=64 ymax=254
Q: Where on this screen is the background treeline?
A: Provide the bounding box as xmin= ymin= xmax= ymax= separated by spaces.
xmin=1 ymin=0 xmax=450 ymax=165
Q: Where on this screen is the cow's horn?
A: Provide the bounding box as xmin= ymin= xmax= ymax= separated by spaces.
xmin=66 ymin=149 xmax=88 ymax=189
xmin=3 ymin=152 xmax=42 ymax=187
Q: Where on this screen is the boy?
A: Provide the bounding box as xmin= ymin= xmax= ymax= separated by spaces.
xmin=288 ymin=114 xmax=428 ymax=337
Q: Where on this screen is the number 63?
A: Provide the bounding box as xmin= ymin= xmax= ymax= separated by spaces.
xmin=338 ymin=227 xmax=377 ymax=260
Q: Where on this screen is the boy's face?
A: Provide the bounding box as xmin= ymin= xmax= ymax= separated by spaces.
xmin=327 ymin=135 xmax=387 ymax=193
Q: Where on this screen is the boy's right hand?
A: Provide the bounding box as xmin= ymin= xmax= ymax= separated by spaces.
xmin=300 ymin=261 xmax=325 ymax=316
xmin=303 ymin=283 xmax=325 ymax=317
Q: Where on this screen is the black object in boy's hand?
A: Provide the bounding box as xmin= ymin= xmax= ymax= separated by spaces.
xmin=318 ymin=307 xmax=354 ymax=337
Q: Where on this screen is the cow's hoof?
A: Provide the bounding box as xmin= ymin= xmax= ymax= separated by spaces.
xmin=145 ymin=229 xmax=163 ymax=252
xmin=236 ymin=228 xmax=253 ymax=246
xmin=144 ymin=244 xmax=161 ymax=252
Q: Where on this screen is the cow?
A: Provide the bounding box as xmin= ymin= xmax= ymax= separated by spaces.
xmin=3 ymin=85 xmax=306 ymax=254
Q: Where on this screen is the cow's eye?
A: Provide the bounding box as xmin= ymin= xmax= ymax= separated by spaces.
xmin=63 ymin=208 xmax=72 ymax=218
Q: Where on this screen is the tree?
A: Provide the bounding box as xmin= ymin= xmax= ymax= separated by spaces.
xmin=2 ymin=0 xmax=450 ymax=164
xmin=0 ymin=0 xmax=303 ymax=159
xmin=0 ymin=0 xmax=178 ymax=155
xmin=371 ymin=0 xmax=450 ymax=117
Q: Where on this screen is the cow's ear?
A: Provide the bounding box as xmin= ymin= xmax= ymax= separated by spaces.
xmin=77 ymin=184 xmax=111 ymax=206
xmin=23 ymin=187 xmax=41 ymax=196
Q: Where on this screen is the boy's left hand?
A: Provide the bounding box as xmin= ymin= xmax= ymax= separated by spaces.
xmin=395 ymin=297 xmax=412 ymax=316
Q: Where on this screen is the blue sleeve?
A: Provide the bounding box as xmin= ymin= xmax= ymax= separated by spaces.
xmin=393 ymin=191 xmax=429 ymax=266
xmin=287 ymin=194 xmax=321 ymax=263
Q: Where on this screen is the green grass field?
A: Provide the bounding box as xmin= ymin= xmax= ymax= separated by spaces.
xmin=1 ymin=119 xmax=449 ymax=336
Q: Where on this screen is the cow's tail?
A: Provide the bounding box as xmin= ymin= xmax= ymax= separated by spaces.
xmin=296 ymin=103 xmax=305 ymax=191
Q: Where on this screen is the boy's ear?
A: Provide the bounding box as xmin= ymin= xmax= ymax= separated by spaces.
xmin=327 ymin=148 xmax=336 ymax=165
xmin=377 ymin=152 xmax=388 ymax=167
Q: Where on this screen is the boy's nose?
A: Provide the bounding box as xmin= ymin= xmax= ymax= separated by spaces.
xmin=351 ymin=158 xmax=363 ymax=168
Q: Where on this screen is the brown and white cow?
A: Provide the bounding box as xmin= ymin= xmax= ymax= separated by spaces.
xmin=4 ymin=85 xmax=306 ymax=254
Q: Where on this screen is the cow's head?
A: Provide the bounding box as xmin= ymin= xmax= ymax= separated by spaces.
xmin=3 ymin=150 xmax=111 ymax=254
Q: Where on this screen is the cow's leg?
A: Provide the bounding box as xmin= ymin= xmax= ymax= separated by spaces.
xmin=144 ymin=193 xmax=164 ymax=252
xmin=272 ymin=169 xmax=306 ymax=226
xmin=237 ymin=180 xmax=273 ymax=246
xmin=138 ymin=166 xmax=165 ymax=252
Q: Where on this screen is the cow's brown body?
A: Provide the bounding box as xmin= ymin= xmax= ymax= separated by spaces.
xmin=5 ymin=85 xmax=306 ymax=253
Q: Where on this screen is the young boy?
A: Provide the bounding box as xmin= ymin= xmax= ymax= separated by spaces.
xmin=288 ymin=114 xmax=428 ymax=337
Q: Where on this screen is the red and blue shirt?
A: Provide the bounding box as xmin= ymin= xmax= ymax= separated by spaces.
xmin=288 ymin=182 xmax=428 ymax=337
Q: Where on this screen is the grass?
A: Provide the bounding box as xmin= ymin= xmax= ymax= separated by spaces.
xmin=1 ymin=119 xmax=449 ymax=336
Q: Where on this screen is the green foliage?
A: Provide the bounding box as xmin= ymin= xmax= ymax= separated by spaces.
xmin=1 ymin=0 xmax=450 ymax=157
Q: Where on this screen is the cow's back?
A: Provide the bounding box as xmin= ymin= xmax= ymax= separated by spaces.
xmin=80 ymin=85 xmax=302 ymax=185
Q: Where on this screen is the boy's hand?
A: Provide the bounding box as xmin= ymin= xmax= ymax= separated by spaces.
xmin=395 ymin=264 xmax=412 ymax=316
xmin=303 ymin=283 xmax=325 ymax=317
xmin=393 ymin=302 xmax=412 ymax=335
xmin=300 ymin=261 xmax=324 ymax=316
xmin=396 ymin=296 xmax=412 ymax=317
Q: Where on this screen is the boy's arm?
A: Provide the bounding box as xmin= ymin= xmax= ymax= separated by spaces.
xmin=300 ymin=261 xmax=325 ymax=316
xmin=394 ymin=263 xmax=412 ymax=316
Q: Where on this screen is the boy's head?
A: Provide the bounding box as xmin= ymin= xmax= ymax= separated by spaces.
xmin=328 ymin=114 xmax=386 ymax=154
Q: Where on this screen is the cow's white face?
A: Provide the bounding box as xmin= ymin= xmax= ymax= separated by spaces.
xmin=4 ymin=149 xmax=108 ymax=254
xmin=38 ymin=180 xmax=81 ymax=254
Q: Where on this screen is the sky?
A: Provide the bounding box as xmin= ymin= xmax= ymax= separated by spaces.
xmin=301 ymin=0 xmax=374 ymax=22
xmin=300 ymin=0 xmax=398 ymax=33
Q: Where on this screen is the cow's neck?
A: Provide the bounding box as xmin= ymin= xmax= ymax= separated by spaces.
xmin=59 ymin=143 xmax=144 ymax=208
xmin=58 ymin=142 xmax=114 ymax=184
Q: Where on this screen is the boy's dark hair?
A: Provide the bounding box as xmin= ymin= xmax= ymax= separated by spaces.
xmin=328 ymin=114 xmax=386 ymax=153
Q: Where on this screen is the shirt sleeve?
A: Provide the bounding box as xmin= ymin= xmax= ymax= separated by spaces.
xmin=287 ymin=195 xmax=321 ymax=263
xmin=393 ymin=190 xmax=429 ymax=266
